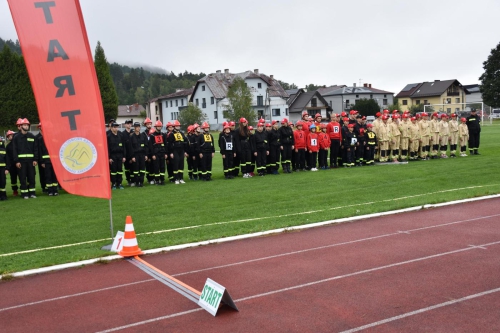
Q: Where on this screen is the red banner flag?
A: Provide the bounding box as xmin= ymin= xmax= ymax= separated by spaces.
xmin=8 ymin=0 xmax=111 ymax=199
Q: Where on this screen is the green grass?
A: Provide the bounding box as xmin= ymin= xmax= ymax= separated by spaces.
xmin=1 ymin=125 xmax=500 ymax=274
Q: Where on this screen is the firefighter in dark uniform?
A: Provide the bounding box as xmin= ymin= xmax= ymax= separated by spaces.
xmin=254 ymin=123 xmax=269 ymax=176
xmin=35 ymin=123 xmax=46 ymax=193
xmin=121 ymin=120 xmax=134 ymax=185
xmin=167 ymin=120 xmax=188 ymax=184
xmin=219 ymin=123 xmax=237 ymax=179
xmin=343 ymin=123 xmax=358 ymax=167
xmin=187 ymin=124 xmax=199 ymax=180
xmin=5 ymin=130 xmax=18 ymax=196
xmin=196 ymin=122 xmax=215 ymax=181
xmin=129 ymin=122 xmax=150 ymax=187
xmin=354 ymin=115 xmax=366 ymax=166
xmin=37 ymin=124 xmax=59 ymax=196
xmin=12 ymin=118 xmax=38 ymax=199
xmin=466 ymin=109 xmax=481 ymax=155
xmin=143 ymin=118 xmax=154 ymax=184
xmin=150 ymin=120 xmax=168 ymax=185
xmin=278 ymin=118 xmax=294 ymax=173
xmin=107 ymin=122 xmax=126 ymax=189
xmin=0 ymin=135 xmax=9 ymax=201
xmin=267 ymin=121 xmax=280 ymax=175
xmin=364 ymin=123 xmax=377 ymax=165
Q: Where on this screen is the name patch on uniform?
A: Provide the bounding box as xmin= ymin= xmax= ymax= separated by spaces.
xmin=174 ymin=133 xmax=183 ymax=141
xmin=204 ymin=134 xmax=212 ymax=142
xmin=154 ymin=135 xmax=163 ymax=144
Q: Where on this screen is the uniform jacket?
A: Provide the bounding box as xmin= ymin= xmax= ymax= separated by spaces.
xmin=318 ymin=132 xmax=330 ymax=149
xmin=293 ymin=129 xmax=306 ymax=149
xmin=196 ymin=132 xmax=215 ymax=153
xmin=306 ymin=132 xmax=319 ymax=152
xmin=167 ymin=130 xmax=188 ymax=151
xmin=343 ymin=131 xmax=358 ymax=147
xmin=37 ymin=135 xmax=51 ymax=164
xmin=12 ymin=131 xmax=38 ymax=163
xmin=107 ymin=132 xmax=126 ymax=157
xmin=366 ymin=130 xmax=377 ymax=146
xmin=219 ymin=132 xmax=238 ymax=155
xmin=466 ymin=114 xmax=481 ymax=134
xmin=278 ymin=126 xmax=294 ymax=145
xmin=150 ymin=131 xmax=168 ymax=154
xmin=253 ymin=130 xmax=268 ymax=150
xmin=130 ymin=132 xmax=150 ymax=156
xmin=0 ymin=141 xmax=10 ymax=169
xmin=326 ymin=121 xmax=341 ymax=140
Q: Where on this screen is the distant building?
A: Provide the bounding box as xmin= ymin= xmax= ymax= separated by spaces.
xmin=317 ymin=84 xmax=393 ymax=113
xmin=151 ymin=87 xmax=194 ymax=124
xmin=286 ymin=89 xmax=332 ymax=123
xmin=463 ymin=84 xmax=482 ymax=104
xmin=395 ymin=80 xmax=469 ymax=113
xmin=116 ymin=104 xmax=145 ymax=124
xmin=189 ymin=69 xmax=289 ymax=129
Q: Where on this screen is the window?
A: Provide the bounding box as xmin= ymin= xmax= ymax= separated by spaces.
xmin=214 ymin=111 xmax=218 ymax=119
xmin=257 ymin=96 xmax=264 ymax=106
xmin=370 ymin=94 xmax=373 ymax=99
xmin=175 ymin=100 xmax=178 ymax=107
xmin=416 ymin=100 xmax=421 ymax=105
xmin=196 ymin=99 xmax=199 ymax=106
xmin=455 ymin=98 xmax=460 ymax=103
xmin=165 ymin=101 xmax=168 ymax=108
xmin=202 ymin=98 xmax=206 ymax=108
xmin=383 ymin=99 xmax=388 ymax=105
xmin=211 ymin=97 xmax=214 ymax=105
xmin=311 ymin=98 xmax=317 ymax=107
xmin=202 ymin=85 xmax=205 ymax=91
xmin=155 ymin=105 xmax=158 ymax=111
xmin=402 ymin=100 xmax=408 ymax=105
xmin=181 ymin=99 xmax=184 ymax=106
xmin=424 ymin=100 xmax=428 ymax=105
xmin=384 ymin=94 xmax=387 ymax=98
xmin=455 ymin=108 xmax=460 ymax=112
xmin=258 ymin=83 xmax=262 ymax=89
xmin=286 ymin=108 xmax=289 ymax=116
xmin=170 ymin=101 xmax=173 ymax=107
xmin=446 ymin=98 xmax=451 ymax=104
xmin=447 ymin=108 xmax=451 ymax=112
xmin=329 ymin=101 xmax=332 ymax=107
xmin=356 ymin=95 xmax=359 ymax=98
xmin=171 ymin=112 xmax=178 ymax=120
xmin=258 ymin=110 xmax=264 ymax=118
xmin=272 ymin=109 xmax=280 ymax=116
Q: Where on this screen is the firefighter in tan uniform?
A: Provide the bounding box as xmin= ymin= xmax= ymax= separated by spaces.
xmin=377 ymin=115 xmax=391 ymax=162
xmin=372 ymin=112 xmax=382 ymax=161
xmin=438 ymin=114 xmax=450 ymax=158
xmin=409 ymin=117 xmax=421 ymax=160
xmin=429 ymin=112 xmax=440 ymax=158
xmin=399 ymin=114 xmax=411 ymax=161
xmin=419 ymin=112 xmax=431 ymax=160
xmin=389 ymin=114 xmax=401 ymax=162
xmin=448 ymin=113 xmax=459 ymax=157
xmin=458 ymin=118 xmax=469 ymax=157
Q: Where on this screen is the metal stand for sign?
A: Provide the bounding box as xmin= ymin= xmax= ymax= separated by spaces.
xmin=100 ymin=199 xmax=115 ymax=251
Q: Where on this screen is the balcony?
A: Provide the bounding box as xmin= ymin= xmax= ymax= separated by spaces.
xmin=447 ymin=91 xmax=460 ymax=96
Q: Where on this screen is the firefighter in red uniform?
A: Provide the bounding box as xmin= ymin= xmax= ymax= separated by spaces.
xmin=294 ymin=121 xmax=307 ymax=171
xmin=326 ymin=113 xmax=341 ymax=168
xmin=318 ymin=124 xmax=330 ymax=169
xmin=150 ymin=120 xmax=168 ymax=185
xmin=167 ymin=120 xmax=188 ymax=184
xmin=12 ymin=118 xmax=38 ymax=199
xmin=307 ymin=124 xmax=320 ymax=171
xmin=196 ymin=122 xmax=215 ymax=181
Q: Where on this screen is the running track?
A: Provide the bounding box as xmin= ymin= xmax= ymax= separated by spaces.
xmin=0 ymin=198 xmax=499 ymax=332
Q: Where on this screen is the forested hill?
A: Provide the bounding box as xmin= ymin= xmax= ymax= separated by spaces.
xmin=0 ymin=37 xmax=22 ymax=55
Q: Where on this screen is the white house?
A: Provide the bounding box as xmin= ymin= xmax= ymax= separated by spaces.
xmin=152 ymin=87 xmax=194 ymax=124
xmin=116 ymin=104 xmax=145 ymax=124
xmin=318 ymin=83 xmax=394 ymax=113
xmin=189 ymin=69 xmax=289 ymax=129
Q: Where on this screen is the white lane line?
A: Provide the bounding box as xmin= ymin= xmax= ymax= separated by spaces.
xmin=0 ymin=279 xmax=155 ymax=313
xmin=2 ymin=190 xmax=499 ymax=258
xmin=339 ymin=287 xmax=500 ymax=333
xmin=94 ymin=240 xmax=500 ymax=332
xmin=2 ymin=214 xmax=498 ymax=311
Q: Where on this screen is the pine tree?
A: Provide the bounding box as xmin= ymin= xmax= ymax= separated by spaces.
xmin=479 ymin=41 xmax=500 ymax=108
xmin=94 ymin=41 xmax=118 ymax=122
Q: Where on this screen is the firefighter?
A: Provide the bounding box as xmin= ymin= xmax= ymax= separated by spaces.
xmin=253 ymin=123 xmax=269 ymax=176
xmin=5 ymin=130 xmax=18 ymax=196
xmin=354 ymin=115 xmax=366 ymax=166
xmin=389 ymin=114 xmax=401 ymax=162
xmin=186 ymin=125 xmax=196 ymax=180
xmin=449 ymin=113 xmax=459 ymax=158
xmin=37 ymin=124 xmax=59 ymax=196
xmin=343 ymin=123 xmax=358 ymax=167
xmin=429 ymin=112 xmax=440 ymax=158
xmin=340 ymin=117 xmax=350 ymax=165
xmin=150 ymin=120 xmax=168 ymax=185
xmin=438 ymin=114 xmax=450 ymax=158
xmin=318 ymin=124 xmax=330 ymax=169
xmin=307 ymin=124 xmax=319 ymax=171
xmin=459 ymin=117 xmax=469 ymax=156
xmin=107 ymin=122 xmax=126 ymax=189
xmin=326 ymin=113 xmax=341 ymax=168
xmin=419 ymin=112 xmax=431 ymax=160
xmin=167 ymin=120 xmax=188 ymax=184
xmin=35 ymin=123 xmax=46 ymax=193
xmin=219 ymin=123 xmax=237 ymax=179
xmin=364 ymin=123 xmax=377 ymax=165
xmin=377 ymin=115 xmax=391 ymax=162
xmin=237 ymin=118 xmax=252 ymax=178
xmin=293 ymin=121 xmax=306 ymax=171
xmin=409 ymin=117 xmax=421 ymax=160
xmin=0 ymin=135 xmax=9 ymax=201
xmin=12 ymin=118 xmax=38 ymax=199
xmin=143 ymin=118 xmax=154 ymax=183
xmin=399 ymin=114 xmax=411 ymax=161
xmin=129 ymin=122 xmax=150 ymax=187
xmin=196 ymin=122 xmax=215 ymax=181
xmin=466 ymin=109 xmax=481 ymax=155
xmin=266 ymin=121 xmax=280 ymax=175
xmin=278 ymin=118 xmax=294 ymax=173
xmin=121 ymin=120 xmax=134 ymax=185
xmin=314 ymin=113 xmax=322 ymax=132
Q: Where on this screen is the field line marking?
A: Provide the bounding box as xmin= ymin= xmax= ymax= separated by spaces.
xmin=95 ymin=241 xmax=500 ymax=332
xmin=1 ymin=188 xmax=499 ymax=259
xmin=339 ymin=287 xmax=500 ymax=333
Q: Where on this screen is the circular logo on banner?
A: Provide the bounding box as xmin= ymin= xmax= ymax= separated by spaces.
xmin=59 ymin=137 xmax=98 ymax=174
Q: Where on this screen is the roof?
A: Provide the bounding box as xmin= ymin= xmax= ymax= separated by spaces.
xmin=151 ymin=87 xmax=194 ymax=102
xmin=396 ymin=80 xmax=469 ymax=98
xmin=316 ymin=85 xmax=346 ymax=96
xmin=286 ymin=88 xmax=305 ymax=106
xmin=289 ymin=91 xmax=332 ymax=113
xmin=117 ymin=104 xmax=145 ymax=117
xmin=190 ymin=70 xmax=289 ymax=101
xmin=323 ymin=86 xmax=393 ymax=96
xmin=463 ymin=84 xmax=480 ymax=93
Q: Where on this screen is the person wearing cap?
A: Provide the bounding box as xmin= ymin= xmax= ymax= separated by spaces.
xmin=448 ymin=114 xmax=459 ymax=158
xmin=349 ymin=110 xmax=358 ymax=125
xmin=377 ymin=115 xmax=391 ymax=162
xmin=409 ymin=117 xmax=421 ymax=160
xmin=354 ymin=115 xmax=366 ymax=166
xmin=5 ymin=130 xmax=18 ymax=197
xmin=314 ymin=113 xmax=322 ymax=132
xmin=236 ymin=118 xmax=253 ymax=178
xmin=121 ymin=120 xmax=134 ymax=185
xmin=196 ymin=122 xmax=215 ymax=181
xmin=107 ymin=122 xmax=127 ymax=190
xmin=106 ymin=119 xmax=116 ymax=136
xmin=418 ymin=113 xmax=431 ymax=160
xmin=253 ymin=123 xmax=269 ymax=176
xmin=343 ymin=123 xmax=358 ymax=167
xmin=293 ymin=121 xmax=307 ymax=171
xmin=142 ymin=118 xmax=154 ymax=184
xmin=300 ymin=111 xmax=312 ymax=169
xmin=389 ymin=115 xmax=401 ymax=162
xmin=278 ymin=118 xmax=294 ymax=173
xmin=458 ymin=117 xmax=469 ymax=156
xmin=219 ymin=123 xmax=237 ymax=179
xmin=372 ymin=112 xmax=382 ymax=161
xmin=12 ymin=118 xmax=38 ymax=199
xmin=438 ymin=114 xmax=450 ymax=158
xmin=340 ymin=117 xmax=350 ymax=166
xmin=129 ymin=122 xmax=150 ymax=187
xmin=306 ymin=124 xmax=320 ymax=171
xmin=164 ymin=122 xmax=176 ymax=183
xmin=466 ymin=109 xmax=481 ymax=155
xmin=37 ymin=124 xmax=59 ymax=196
xmin=167 ymin=121 xmax=188 ymax=184
xmin=34 ymin=123 xmax=47 ymax=193
xmin=429 ymin=112 xmax=440 ymax=159
xmin=318 ymin=124 xmax=330 ymax=169
xmin=186 ymin=125 xmax=198 ymax=180
xmin=326 ymin=113 xmax=341 ymax=168
xmin=364 ymin=124 xmax=377 ymax=165
xmin=266 ymin=122 xmax=280 ymax=175
xmin=399 ymin=114 xmax=411 ymax=161
xmin=150 ymin=121 xmax=168 ymax=185
xmin=0 ymin=135 xmax=9 ymax=201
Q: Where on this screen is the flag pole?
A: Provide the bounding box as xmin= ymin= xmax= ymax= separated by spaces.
xmin=101 ymin=198 xmax=114 ymax=251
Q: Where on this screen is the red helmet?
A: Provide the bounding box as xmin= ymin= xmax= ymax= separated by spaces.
xmin=265 ymin=123 xmax=272 ymax=127
xmin=342 ymin=117 xmax=349 ymax=122
xmin=37 ymin=123 xmax=42 ymax=128
xmin=223 ymin=124 xmax=231 ymax=130
xmin=432 ymin=112 xmax=438 ymax=118
xmin=222 ymin=121 xmax=228 ymax=127
xmin=383 ymin=109 xmax=390 ymax=114
xmin=173 ymin=120 xmax=181 ymax=126
xmin=347 ymin=123 xmax=355 ymax=128
xmin=144 ymin=117 xmax=152 ymax=124
xmin=416 ymin=114 xmax=421 ymax=119
xmin=411 ymin=117 xmax=417 ymax=121
xmin=239 ymin=117 xmax=248 ymax=123
xmin=422 ymin=112 xmax=428 ymax=117
xmin=320 ymin=123 xmax=327 ymax=129
xmin=392 ymin=110 xmax=399 ymax=114
xmin=187 ymin=125 xmax=194 ymax=133
xmin=6 ymin=130 xmax=15 ymax=137
xmin=451 ymin=113 xmax=457 ymax=118
xmin=461 ymin=117 xmax=466 ymax=122
xmin=315 ymin=113 xmax=321 ymax=118
xmin=248 ymin=126 xmax=254 ymax=130
xmin=440 ymin=114 xmax=447 ymax=118
xmin=349 ymin=110 xmax=356 ymax=115
xmin=16 ymin=118 xmax=23 ymax=125
xmin=366 ymin=123 xmax=373 ymax=128
xmin=402 ymin=114 xmax=409 ymax=119
xmin=340 ymin=111 xmax=347 ymax=117
xmin=166 ymin=122 xmax=173 ymax=128
xmin=154 ymin=120 xmax=162 ymax=127
xmin=296 ymin=121 xmax=303 ymax=126
xmin=21 ymin=118 xmax=30 ymax=125
xmin=258 ymin=118 xmax=265 ymax=123
xmin=229 ymin=121 xmax=235 ymax=126
xmin=281 ymin=118 xmax=288 ymax=123
xmin=382 ymin=115 xmax=389 ymax=120
xmin=392 ymin=114 xmax=399 ymax=119
xmin=302 ymin=111 xmax=309 ymax=116
xmin=272 ymin=120 xmax=279 ymax=125
xmin=376 ymin=112 xmax=382 ymax=117
xmin=201 ymin=122 xmax=210 ymax=129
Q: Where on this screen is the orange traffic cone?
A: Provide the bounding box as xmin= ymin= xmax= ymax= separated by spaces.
xmin=118 ymin=216 xmax=144 ymax=257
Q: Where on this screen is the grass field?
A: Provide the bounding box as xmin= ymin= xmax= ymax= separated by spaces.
xmin=1 ymin=124 xmax=499 ymax=275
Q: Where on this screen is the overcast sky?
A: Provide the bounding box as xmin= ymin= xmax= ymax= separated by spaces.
xmin=2 ymin=0 xmax=499 ymax=94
